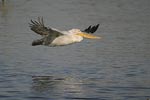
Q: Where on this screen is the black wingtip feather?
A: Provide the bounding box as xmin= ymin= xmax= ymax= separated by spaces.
xmin=83 ymin=24 xmax=99 ymax=34
xmin=90 ymin=24 xmax=99 ymax=33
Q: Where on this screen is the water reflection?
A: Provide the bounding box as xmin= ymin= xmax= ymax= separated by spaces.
xmin=1 ymin=0 xmax=5 ymax=5
xmin=31 ymin=75 xmax=86 ymax=99
xmin=0 ymin=0 xmax=8 ymax=18
xmin=0 ymin=0 xmax=13 ymax=24
xmin=32 ymin=76 xmax=64 ymax=93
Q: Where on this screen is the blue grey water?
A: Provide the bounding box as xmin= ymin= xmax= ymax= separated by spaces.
xmin=0 ymin=0 xmax=150 ymax=100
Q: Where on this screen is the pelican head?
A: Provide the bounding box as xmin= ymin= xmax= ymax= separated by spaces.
xmin=69 ymin=29 xmax=81 ymax=34
xmin=69 ymin=29 xmax=101 ymax=39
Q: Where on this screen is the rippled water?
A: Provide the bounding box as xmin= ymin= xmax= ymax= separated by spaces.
xmin=0 ymin=0 xmax=150 ymax=100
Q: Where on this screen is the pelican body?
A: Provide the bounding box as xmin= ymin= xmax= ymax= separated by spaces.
xmin=29 ymin=17 xmax=101 ymax=47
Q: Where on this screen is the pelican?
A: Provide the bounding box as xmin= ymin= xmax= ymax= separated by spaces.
xmin=29 ymin=17 xmax=101 ymax=47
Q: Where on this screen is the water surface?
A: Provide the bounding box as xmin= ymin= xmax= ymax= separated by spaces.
xmin=0 ymin=0 xmax=150 ymax=100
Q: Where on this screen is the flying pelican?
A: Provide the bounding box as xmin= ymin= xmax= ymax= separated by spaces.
xmin=29 ymin=17 xmax=101 ymax=47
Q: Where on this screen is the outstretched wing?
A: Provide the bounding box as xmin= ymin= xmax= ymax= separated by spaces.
xmin=29 ymin=17 xmax=64 ymax=46
xmin=83 ymin=24 xmax=99 ymax=34
xmin=29 ymin=17 xmax=63 ymax=37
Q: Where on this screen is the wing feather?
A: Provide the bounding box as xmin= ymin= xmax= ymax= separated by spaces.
xmin=29 ymin=17 xmax=64 ymax=46
xmin=83 ymin=24 xmax=99 ymax=34
xmin=29 ymin=17 xmax=63 ymax=37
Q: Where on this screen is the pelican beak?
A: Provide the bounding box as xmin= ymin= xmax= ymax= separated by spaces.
xmin=76 ymin=32 xmax=101 ymax=39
